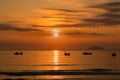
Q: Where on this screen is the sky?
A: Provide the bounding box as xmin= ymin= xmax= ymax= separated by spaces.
xmin=0 ymin=0 xmax=120 ymax=50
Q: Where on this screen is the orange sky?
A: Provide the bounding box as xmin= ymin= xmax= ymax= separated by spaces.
xmin=0 ymin=0 xmax=120 ymax=50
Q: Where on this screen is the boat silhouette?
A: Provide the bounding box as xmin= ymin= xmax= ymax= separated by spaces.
xmin=64 ymin=51 xmax=70 ymax=56
xmin=83 ymin=51 xmax=92 ymax=55
xmin=14 ymin=52 xmax=23 ymax=55
xmin=112 ymin=52 xmax=116 ymax=57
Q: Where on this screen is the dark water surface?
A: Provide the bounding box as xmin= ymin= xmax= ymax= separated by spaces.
xmin=0 ymin=50 xmax=120 ymax=80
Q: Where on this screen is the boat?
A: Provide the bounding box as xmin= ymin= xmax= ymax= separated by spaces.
xmin=112 ymin=52 xmax=116 ymax=57
xmin=14 ymin=52 xmax=23 ymax=55
xmin=83 ymin=51 xmax=92 ymax=55
xmin=64 ymin=51 xmax=70 ymax=56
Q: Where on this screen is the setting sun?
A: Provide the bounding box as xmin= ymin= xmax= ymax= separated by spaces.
xmin=54 ymin=33 xmax=58 ymax=37
xmin=52 ymin=29 xmax=60 ymax=37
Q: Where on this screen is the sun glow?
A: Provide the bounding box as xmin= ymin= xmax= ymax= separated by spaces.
xmin=53 ymin=29 xmax=60 ymax=37
xmin=54 ymin=33 xmax=58 ymax=37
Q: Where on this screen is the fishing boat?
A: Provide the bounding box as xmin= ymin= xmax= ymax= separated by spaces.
xmin=14 ymin=52 xmax=23 ymax=55
xmin=112 ymin=52 xmax=116 ymax=57
xmin=64 ymin=51 xmax=70 ymax=56
xmin=83 ymin=51 xmax=92 ymax=55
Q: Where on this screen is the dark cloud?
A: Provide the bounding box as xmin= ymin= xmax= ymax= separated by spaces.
xmin=62 ymin=32 xmax=105 ymax=36
xmin=31 ymin=24 xmax=91 ymax=28
xmin=90 ymin=2 xmax=120 ymax=10
xmin=83 ymin=18 xmax=120 ymax=25
xmin=31 ymin=2 xmax=120 ymax=29
xmin=84 ymin=2 xmax=120 ymax=25
xmin=0 ymin=24 xmax=42 ymax=32
xmin=43 ymin=8 xmax=88 ymax=12
xmin=31 ymin=23 xmax=119 ymax=29
xmin=39 ymin=2 xmax=120 ymax=28
xmin=98 ymin=13 xmax=120 ymax=19
xmin=31 ymin=24 xmax=46 ymax=28
xmin=56 ymin=23 xmax=118 ymax=28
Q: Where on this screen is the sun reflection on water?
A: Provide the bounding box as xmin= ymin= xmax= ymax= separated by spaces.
xmin=53 ymin=50 xmax=59 ymax=70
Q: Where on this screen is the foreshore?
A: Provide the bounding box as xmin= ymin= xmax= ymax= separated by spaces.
xmin=1 ymin=69 xmax=120 ymax=76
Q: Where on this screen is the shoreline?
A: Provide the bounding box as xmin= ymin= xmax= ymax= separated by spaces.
xmin=1 ymin=69 xmax=120 ymax=76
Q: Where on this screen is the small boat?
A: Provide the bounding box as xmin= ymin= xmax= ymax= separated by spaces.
xmin=14 ymin=52 xmax=23 ymax=55
xmin=83 ymin=51 xmax=92 ymax=55
xmin=112 ymin=52 xmax=116 ymax=57
xmin=64 ymin=51 xmax=70 ymax=56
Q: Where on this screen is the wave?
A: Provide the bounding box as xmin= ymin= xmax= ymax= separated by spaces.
xmin=2 ymin=63 xmax=120 ymax=66
xmin=0 ymin=69 xmax=120 ymax=76
xmin=3 ymin=78 xmax=120 ymax=80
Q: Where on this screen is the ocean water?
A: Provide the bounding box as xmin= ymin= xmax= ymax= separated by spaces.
xmin=0 ymin=50 xmax=120 ymax=80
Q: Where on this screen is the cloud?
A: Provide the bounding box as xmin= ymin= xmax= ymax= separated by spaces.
xmin=98 ymin=13 xmax=120 ymax=19
xmin=31 ymin=24 xmax=106 ymax=36
xmin=43 ymin=8 xmax=80 ymax=12
xmin=83 ymin=2 xmax=120 ymax=25
xmin=35 ymin=2 xmax=119 ymax=28
xmin=0 ymin=24 xmax=42 ymax=32
xmin=83 ymin=18 xmax=120 ymax=25
xmin=90 ymin=2 xmax=120 ymax=9
xmin=31 ymin=23 xmax=117 ymax=28
xmin=62 ymin=32 xmax=106 ymax=36
xmin=36 ymin=8 xmax=87 ymax=18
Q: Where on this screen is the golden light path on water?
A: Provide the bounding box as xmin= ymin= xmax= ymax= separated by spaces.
xmin=53 ymin=50 xmax=59 ymax=70
xmin=53 ymin=50 xmax=64 ymax=79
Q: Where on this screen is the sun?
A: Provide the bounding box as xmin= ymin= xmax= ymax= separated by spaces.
xmin=54 ymin=33 xmax=58 ymax=37
xmin=52 ymin=29 xmax=60 ymax=37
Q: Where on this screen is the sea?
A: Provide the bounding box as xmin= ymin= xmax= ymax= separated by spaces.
xmin=0 ymin=50 xmax=120 ymax=80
